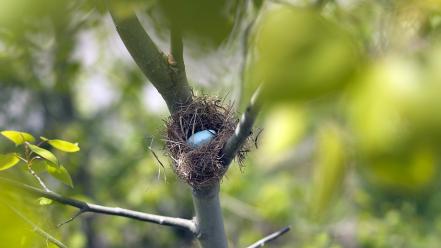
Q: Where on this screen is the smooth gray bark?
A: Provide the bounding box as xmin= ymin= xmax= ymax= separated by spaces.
xmin=192 ymin=183 xmax=228 ymax=248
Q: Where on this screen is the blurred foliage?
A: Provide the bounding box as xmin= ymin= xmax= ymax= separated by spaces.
xmin=310 ymin=123 xmax=346 ymax=218
xmin=245 ymin=4 xmax=361 ymax=102
xmin=1 ymin=0 xmax=441 ymax=247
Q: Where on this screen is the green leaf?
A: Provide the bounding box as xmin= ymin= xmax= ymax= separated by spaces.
xmin=37 ymin=197 xmax=53 ymax=206
xmin=1 ymin=130 xmax=35 ymax=145
xmin=39 ymin=136 xmax=48 ymax=141
xmin=0 ymin=153 xmax=20 ymax=171
xmin=46 ymin=164 xmax=73 ymax=188
xmin=48 ymin=139 xmax=80 ymax=153
xmin=27 ymin=143 xmax=58 ymax=166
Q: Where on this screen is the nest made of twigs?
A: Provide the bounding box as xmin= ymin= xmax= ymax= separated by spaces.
xmin=165 ymin=96 xmax=247 ymax=188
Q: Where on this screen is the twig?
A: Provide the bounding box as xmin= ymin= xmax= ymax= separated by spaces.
xmin=0 ymin=177 xmax=197 ymax=234
xmin=27 ymin=162 xmax=52 ymax=193
xmin=57 ymin=209 xmax=86 ymax=227
xmin=222 ymin=86 xmax=262 ymax=167
xmin=24 ymin=143 xmax=51 ymax=192
xmin=4 ymin=202 xmax=67 ymax=248
xmin=147 ymin=137 xmax=167 ymax=182
xmin=247 ymin=226 xmax=291 ymax=248
xmin=254 ymin=128 xmax=264 ymax=149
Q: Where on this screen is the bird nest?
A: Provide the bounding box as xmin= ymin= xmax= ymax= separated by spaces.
xmin=165 ymin=96 xmax=248 ymax=188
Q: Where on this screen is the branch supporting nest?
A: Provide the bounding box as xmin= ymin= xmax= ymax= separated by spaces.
xmin=0 ymin=177 xmax=197 ymax=234
xmin=222 ymin=86 xmax=262 ymax=167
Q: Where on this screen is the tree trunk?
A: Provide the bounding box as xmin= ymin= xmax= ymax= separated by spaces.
xmin=192 ymin=183 xmax=228 ymax=248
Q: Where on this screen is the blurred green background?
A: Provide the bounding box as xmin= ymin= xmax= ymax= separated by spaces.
xmin=1 ymin=0 xmax=441 ymax=247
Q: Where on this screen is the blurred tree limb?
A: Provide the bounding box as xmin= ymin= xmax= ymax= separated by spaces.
xmin=0 ymin=177 xmax=197 ymax=233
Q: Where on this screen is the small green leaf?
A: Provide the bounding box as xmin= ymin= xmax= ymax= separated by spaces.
xmin=46 ymin=165 xmax=73 ymax=188
xmin=48 ymin=139 xmax=80 ymax=153
xmin=39 ymin=136 xmax=49 ymax=141
xmin=27 ymin=143 xmax=58 ymax=166
xmin=1 ymin=130 xmax=35 ymax=145
xmin=0 ymin=153 xmax=20 ymax=171
xmin=37 ymin=197 xmax=53 ymax=206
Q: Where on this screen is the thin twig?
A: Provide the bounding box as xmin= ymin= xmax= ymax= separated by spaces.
xmin=27 ymin=164 xmax=51 ymax=193
xmin=24 ymin=143 xmax=51 ymax=192
xmin=254 ymin=128 xmax=264 ymax=149
xmin=4 ymin=202 xmax=67 ymax=248
xmin=0 ymin=177 xmax=197 ymax=234
xmin=247 ymin=226 xmax=291 ymax=248
xmin=57 ymin=209 xmax=86 ymax=227
xmin=147 ymin=137 xmax=167 ymax=182
xmin=222 ymin=86 xmax=262 ymax=167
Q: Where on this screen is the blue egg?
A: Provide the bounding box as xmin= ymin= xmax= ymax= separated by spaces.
xmin=187 ymin=129 xmax=216 ymax=149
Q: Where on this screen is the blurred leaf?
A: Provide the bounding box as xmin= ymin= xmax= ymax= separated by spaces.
xmin=246 ymin=4 xmax=361 ymax=103
xmin=364 ymin=146 xmax=437 ymax=193
xmin=406 ymin=45 xmax=441 ymax=141
xmin=0 ymin=199 xmax=42 ymax=246
xmin=48 ymin=139 xmax=80 ymax=153
xmin=257 ymin=178 xmax=291 ymax=221
xmin=346 ymin=56 xmax=439 ymax=194
xmin=258 ymin=105 xmax=306 ymax=165
xmin=154 ymin=0 xmax=240 ymax=45
xmin=1 ymin=130 xmax=35 ymax=146
xmin=37 ymin=197 xmax=52 ymax=206
xmin=46 ymin=164 xmax=73 ymax=188
xmin=0 ymin=153 xmax=20 ymax=171
xmin=346 ymin=57 xmax=421 ymax=156
xmin=27 ymin=143 xmax=58 ymax=166
xmin=310 ymin=123 xmax=346 ymax=218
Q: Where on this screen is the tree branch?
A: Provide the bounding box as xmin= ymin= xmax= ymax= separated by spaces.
xmin=247 ymin=226 xmax=291 ymax=248
xmin=222 ymin=86 xmax=262 ymax=167
xmin=170 ymin=23 xmax=184 ymax=69
xmin=0 ymin=177 xmax=197 ymax=234
xmin=108 ymin=4 xmax=192 ymax=113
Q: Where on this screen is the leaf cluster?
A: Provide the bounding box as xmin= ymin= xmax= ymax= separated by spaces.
xmin=0 ymin=130 xmax=79 ymax=188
